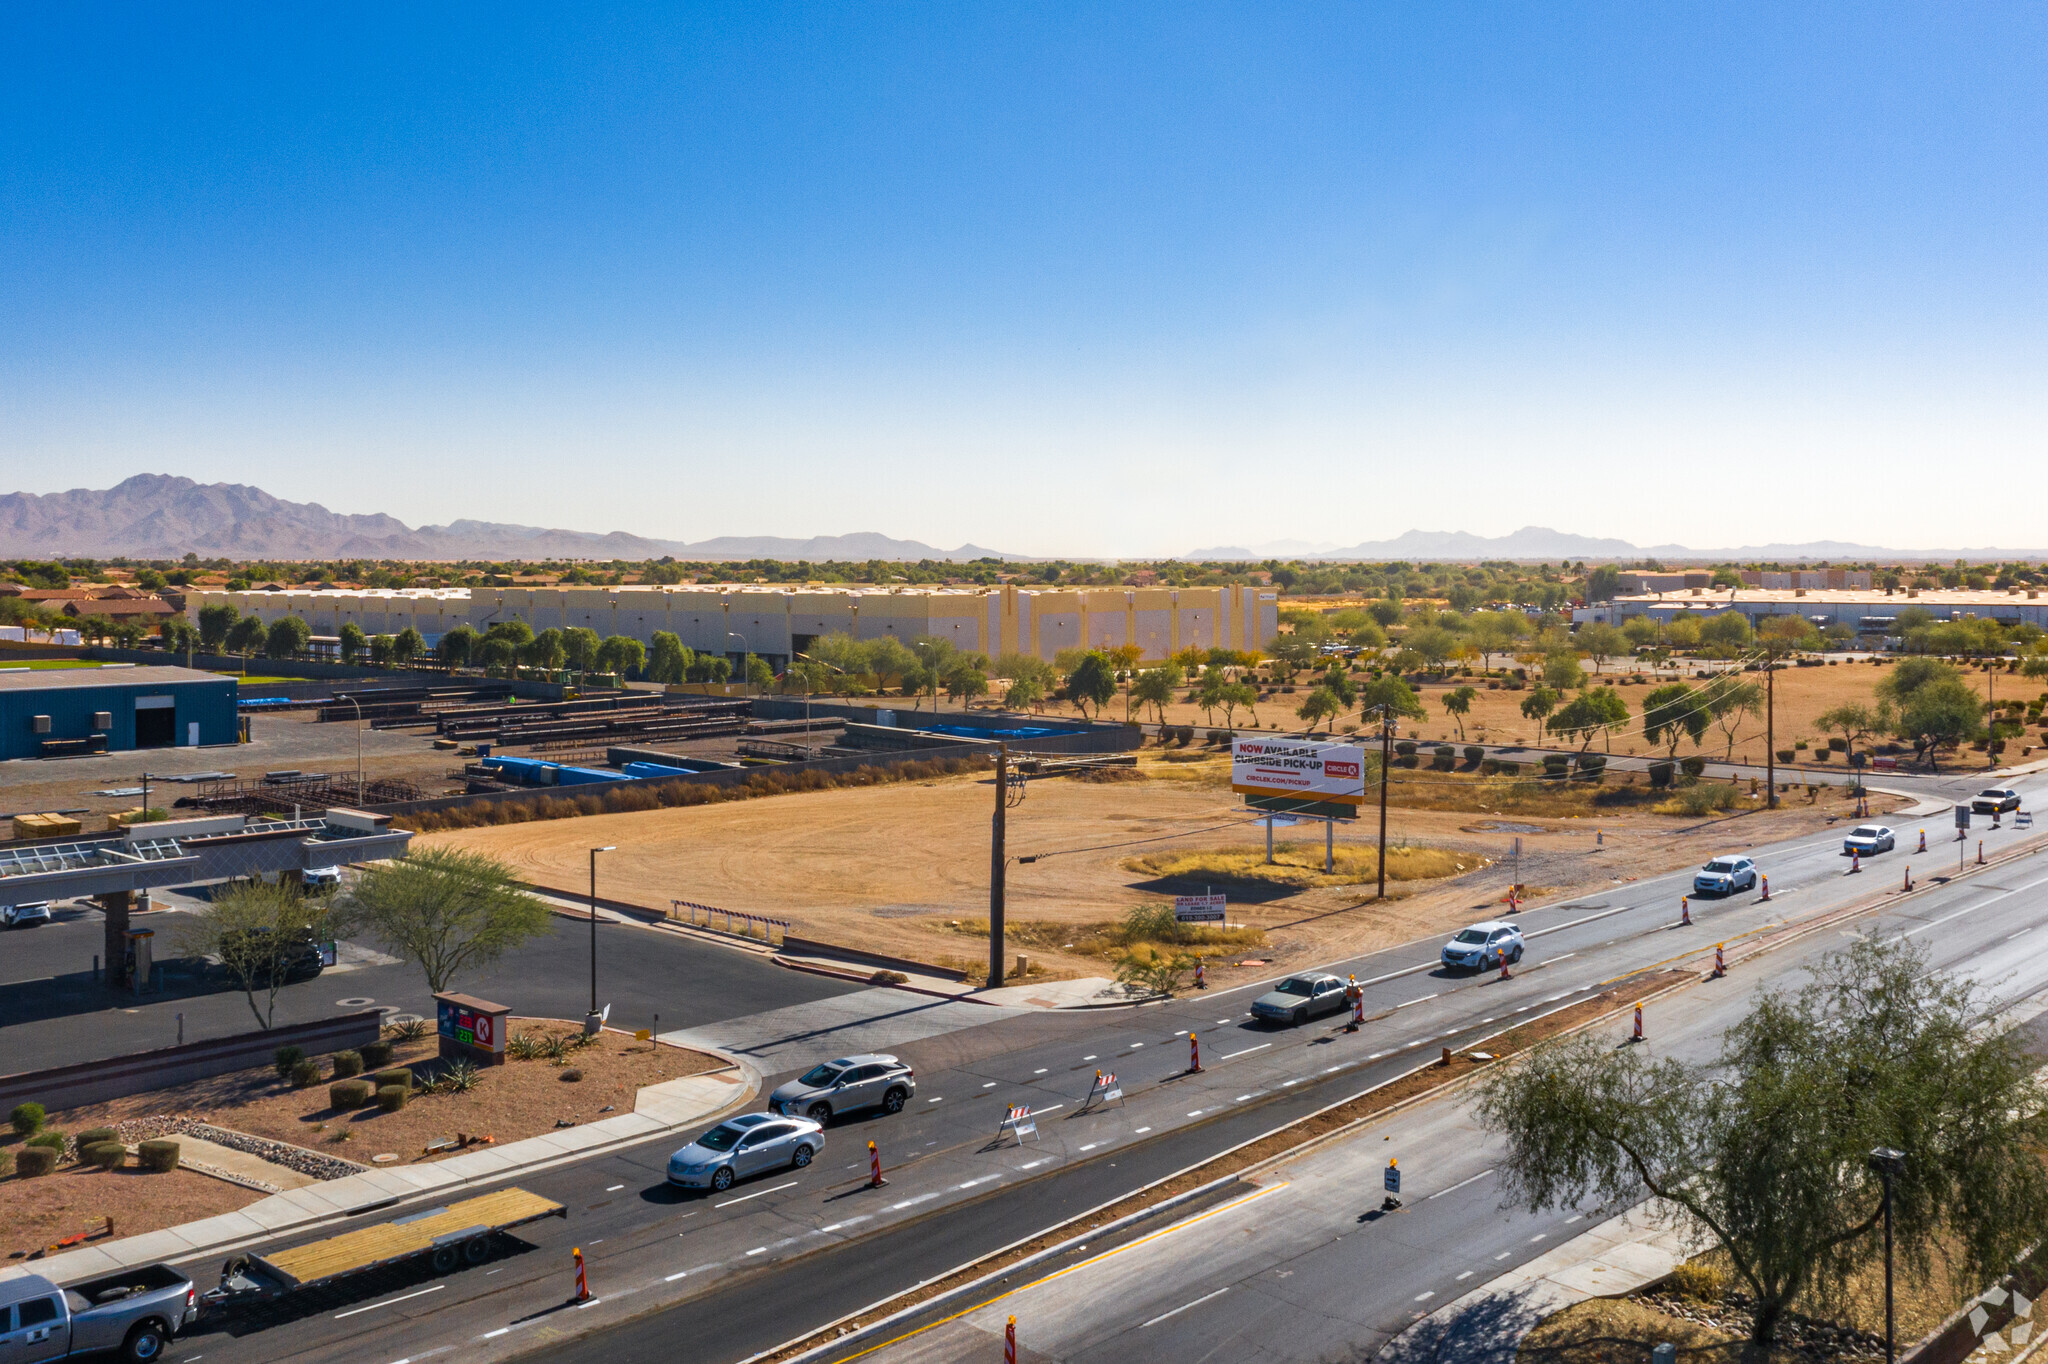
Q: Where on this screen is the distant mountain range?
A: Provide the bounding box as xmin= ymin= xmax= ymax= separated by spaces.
xmin=0 ymin=476 xmax=1016 ymax=563
xmin=1184 ymin=526 xmax=2048 ymax=563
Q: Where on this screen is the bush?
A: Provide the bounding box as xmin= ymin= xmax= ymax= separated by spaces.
xmin=560 ymin=1068 xmax=584 ymax=1083
xmin=15 ymin=1146 xmax=57 ymax=1178
xmin=10 ymin=1102 xmax=44 ymax=1137
xmin=289 ymin=1058 xmax=322 ymax=1089
xmin=373 ymin=1067 xmax=413 ymax=1091
xmin=1827 ymin=736 xmax=1848 ymax=752
xmin=375 ymin=1084 xmax=409 ymax=1112
xmin=1679 ymin=756 xmax=1706 ymax=780
xmin=388 ymin=1017 xmax=430 ymax=1042
xmin=1395 ymin=753 xmax=1419 ymax=768
xmin=1463 ymin=745 xmax=1484 ymax=764
xmin=360 ymin=1041 xmax=394 ymax=1068
xmin=137 ymin=1140 xmax=180 ymax=1173
xmin=1394 ymin=740 xmax=1418 ymax=757
xmin=1576 ymin=754 xmax=1607 ymax=782
xmin=1667 ymin=1260 xmax=1728 ymax=1302
xmin=273 ymin=1045 xmax=306 ymax=1078
xmin=75 ymin=1127 xmax=118 ymax=1149
xmin=26 ymin=1130 xmax=67 ymax=1154
xmin=1648 ymin=760 xmax=1675 ymax=789
xmin=329 ymin=1080 xmax=372 ymax=1109
xmin=331 ymin=1050 xmax=363 ymax=1079
xmin=82 ymin=1141 xmax=126 ymax=1171
xmin=1659 ymin=783 xmax=1741 ymax=817
xmin=1776 ymin=748 xmax=1796 ymax=763
xmin=1541 ymin=754 xmax=1570 ymax=779
xmin=1431 ymin=746 xmax=1455 ymax=771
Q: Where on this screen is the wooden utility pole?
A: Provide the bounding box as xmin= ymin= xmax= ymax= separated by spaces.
xmin=989 ymin=742 xmax=1008 ymax=988
xmin=1377 ymin=707 xmax=1392 ymax=900
xmin=1765 ymin=661 xmax=1777 ymax=808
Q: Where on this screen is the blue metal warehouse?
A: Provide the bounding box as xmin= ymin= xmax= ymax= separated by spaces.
xmin=0 ymin=666 xmax=238 ymax=760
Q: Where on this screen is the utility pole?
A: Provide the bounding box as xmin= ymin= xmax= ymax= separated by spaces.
xmin=588 ymin=845 xmax=614 ymax=1027
xmin=1764 ymin=662 xmax=1777 ymax=808
xmin=1377 ymin=706 xmax=1392 ymax=900
xmin=1987 ymin=653 xmax=1997 ymax=770
xmin=989 ymin=742 xmax=1007 ymax=989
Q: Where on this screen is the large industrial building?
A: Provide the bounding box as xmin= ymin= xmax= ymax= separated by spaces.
xmin=0 ymin=666 xmax=238 ymax=760
xmin=1579 ymin=587 xmax=2048 ymax=634
xmin=186 ymin=584 xmax=1280 ymax=669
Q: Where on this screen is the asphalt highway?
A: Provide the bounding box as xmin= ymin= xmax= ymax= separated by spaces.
xmin=145 ymin=772 xmax=2044 ymax=1364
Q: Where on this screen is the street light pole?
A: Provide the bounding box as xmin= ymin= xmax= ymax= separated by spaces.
xmin=336 ymin=694 xmax=363 ymax=805
xmin=588 ymin=845 xmax=615 ymax=1028
xmin=1869 ymin=1147 xmax=1906 ymax=1364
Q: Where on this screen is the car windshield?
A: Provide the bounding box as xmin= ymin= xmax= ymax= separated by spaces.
xmin=1453 ymin=929 xmax=1489 ymax=944
xmin=1704 ymin=860 xmax=1737 ymax=873
xmin=1981 ymin=790 xmax=2008 ymax=799
xmin=797 ymin=1065 xmax=844 ymax=1087
xmin=1273 ymin=978 xmax=1316 ymax=997
xmin=695 ymin=1123 xmax=746 ymax=1152
xmin=1852 ymin=826 xmax=1882 ymax=838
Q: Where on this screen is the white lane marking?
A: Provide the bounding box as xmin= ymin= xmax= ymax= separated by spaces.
xmin=1396 ymin=994 xmax=1438 ymax=1008
xmin=606 ymin=1184 xmax=624 ymax=1192
xmin=715 ymin=1180 xmax=798 ymax=1209
xmin=1479 ymin=1018 xmax=1495 ymax=1024
xmin=1530 ymin=1233 xmax=1547 ymax=1243
xmin=1079 ymin=1143 xmax=1099 ymax=1151
xmin=1281 ymin=1078 xmax=1300 ymax=1086
xmin=1416 ymin=1290 xmax=1436 ymax=1301
xmin=1901 ymin=869 xmax=2048 ymax=941
xmin=664 ymin=1270 xmax=690 ymax=1281
xmin=1175 ymin=1030 xmax=1189 ymax=1037
xmin=1218 ymin=1043 xmax=1271 ymax=1060
xmin=2011 ymin=928 xmax=2034 ymax=940
xmin=1142 ymin=1285 xmax=1230 ymax=1328
xmin=1426 ymin=1168 xmax=1495 ymax=1200
xmin=1020 ymin=1159 xmax=1046 ymax=1169
xmin=335 ymin=1285 xmax=444 ymax=1319
xmin=1368 ymin=1051 xmax=1387 ymax=1059
xmin=927 ymin=1097 xmax=943 ymax=1103
xmin=983 ymin=1081 xmax=997 ymax=1088
xmin=1034 ymin=1068 xmax=1048 ymax=1074
xmin=1135 ymin=1126 xmax=1152 ymax=1133
xmin=1234 ymin=1094 xmax=1254 ymax=1102
xmin=575 ymin=1297 xmax=603 ymax=1309
xmin=959 ymin=1175 xmax=1001 ymax=1189
xmin=1217 ymin=1019 xmax=1231 ymax=1024
xmin=1084 ymin=1055 xmax=1097 ymax=1061
xmin=1132 ymin=1042 xmax=1144 ymax=1047
xmin=1405 ymin=1040 xmax=1423 ymax=1048
xmin=1456 ymin=1271 xmax=1474 ymax=1281
xmin=484 ymin=1327 xmax=510 ymax=1337
xmin=819 ymin=1217 xmax=870 ymax=1233
xmin=1550 ymin=953 xmax=1576 ymax=962
xmin=1495 ymin=1251 xmax=1512 ymax=1260
xmin=1565 ymin=1214 xmax=1584 ymax=1224
xmin=1187 ymin=1109 xmax=1205 ymax=1117
xmin=891 ymin=1192 xmax=943 ymax=1210
xmin=746 ymin=1247 xmax=766 ymax=1256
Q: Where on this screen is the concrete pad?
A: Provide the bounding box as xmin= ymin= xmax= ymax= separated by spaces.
xmin=662 ymin=988 xmax=1035 ymax=1072
xmin=975 ymin=977 xmax=1136 ymax=1009
xmin=176 ymin=1134 xmax=321 ymax=1191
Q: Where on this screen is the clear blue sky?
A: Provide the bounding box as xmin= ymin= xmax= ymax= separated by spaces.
xmin=5 ymin=5 xmax=2046 ymax=556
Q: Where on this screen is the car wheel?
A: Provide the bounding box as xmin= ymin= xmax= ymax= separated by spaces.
xmin=463 ymin=1234 xmax=491 ymax=1265
xmin=711 ymin=1166 xmax=735 ymax=1192
xmin=122 ymin=1322 xmax=168 ymax=1363
xmin=881 ymin=1087 xmax=907 ymax=1114
xmin=791 ymin=1144 xmax=813 ymax=1169
xmin=1510 ymin=945 xmax=1523 ymax=964
xmin=806 ymin=1101 xmax=833 ymax=1123
xmin=1292 ymin=1007 xmax=1306 ymax=1026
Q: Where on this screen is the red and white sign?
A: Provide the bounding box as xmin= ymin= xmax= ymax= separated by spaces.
xmin=1231 ymin=738 xmax=1368 ymax=805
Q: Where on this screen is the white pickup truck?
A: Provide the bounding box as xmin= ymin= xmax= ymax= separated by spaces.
xmin=0 ymin=1264 xmax=197 ymax=1362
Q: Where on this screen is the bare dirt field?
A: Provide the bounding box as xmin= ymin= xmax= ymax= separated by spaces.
xmin=0 ymin=1162 xmax=258 ymax=1260
xmin=425 ymin=753 xmax=1900 ymax=981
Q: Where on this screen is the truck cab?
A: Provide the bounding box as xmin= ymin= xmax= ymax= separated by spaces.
xmin=0 ymin=1264 xmax=197 ymax=1363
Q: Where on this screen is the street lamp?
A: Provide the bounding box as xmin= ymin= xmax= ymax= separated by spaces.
xmin=1869 ymin=1146 xmax=1906 ymax=1364
xmin=334 ymin=694 xmax=364 ymax=804
xmin=587 ymin=845 xmax=616 ymax=1030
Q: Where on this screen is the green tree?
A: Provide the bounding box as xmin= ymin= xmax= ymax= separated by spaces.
xmin=522 ymin=628 xmax=567 ymax=674
xmin=176 ymin=879 xmax=337 ymax=1029
xmin=1468 ymin=612 xmax=1525 ymax=671
xmin=338 ymin=622 xmax=368 ymax=664
xmin=645 ymin=631 xmax=690 ymax=684
xmin=1131 ymin=665 xmax=1181 ymax=726
xmin=264 ymin=615 xmax=312 ymax=660
xmin=1705 ymin=679 xmax=1765 ymax=760
xmin=1876 ymin=656 xmax=1961 ymax=706
xmin=485 ymin=619 xmax=534 ymax=651
xmin=862 ymin=637 xmax=920 ymax=694
xmin=340 ymin=848 xmax=552 ymax=994
xmin=1895 ymin=680 xmax=1983 ymax=767
xmin=1319 ymin=662 xmax=1358 ymax=711
xmin=746 ymin=654 xmax=775 ymax=689
xmin=1357 ymin=675 xmax=1426 ymax=722
xmin=437 ymin=624 xmax=478 ymax=668
xmin=1222 ymin=680 xmax=1261 ymax=728
xmin=392 ymin=627 xmax=424 ymax=667
xmin=1405 ymin=625 xmax=1457 ymax=674
xmin=477 ymin=636 xmax=518 ymax=677
xmin=1541 ymin=648 xmax=1585 ymax=691
xmin=225 ymin=615 xmax=267 ymax=659
xmin=1642 ymin=682 xmax=1707 ymax=759
xmin=369 ymin=634 xmax=395 ymax=667
xmin=1441 ymin=685 xmax=1477 ymax=739
xmin=1698 ymin=611 xmax=1755 ymax=655
xmin=1476 ymin=936 xmax=2048 ymax=1355
xmin=1575 ymin=623 xmax=1626 ymax=675
xmin=596 ymin=634 xmax=646 ymax=679
xmin=1813 ymin=700 xmax=1891 ymax=768
xmin=1066 ymin=651 xmax=1118 ymax=719
xmin=1547 ymin=687 xmax=1629 ymax=752
xmin=160 ymin=618 xmax=199 ymax=661
xmin=563 ymin=627 xmax=603 ymax=680
xmin=1295 ymin=685 xmax=1341 ymax=732
xmin=1519 ymin=685 xmax=1559 ymax=725
xmin=197 ymin=602 xmax=239 ymax=652
xmin=1621 ymin=615 xmax=1660 ymax=650
xmin=943 ymin=658 xmax=989 ymax=708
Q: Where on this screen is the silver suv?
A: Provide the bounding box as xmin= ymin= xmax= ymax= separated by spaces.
xmin=768 ymin=1053 xmax=916 ymax=1122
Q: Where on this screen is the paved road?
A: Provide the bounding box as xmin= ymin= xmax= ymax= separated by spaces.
xmin=138 ymin=776 xmax=2046 ymax=1364
xmin=0 ymin=897 xmax=860 ymax=1068
xmin=847 ymin=837 xmax=2048 ymax=1364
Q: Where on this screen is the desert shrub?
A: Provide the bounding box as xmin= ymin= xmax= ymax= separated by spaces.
xmin=375 ymin=1084 xmax=409 ymax=1112
xmin=387 ymin=1017 xmax=430 ymax=1042
xmin=137 ymin=1139 xmax=180 ymax=1173
xmin=289 ymin=1058 xmax=321 ymax=1089
xmin=360 ymin=1040 xmax=394 ymax=1068
xmin=1776 ymin=748 xmax=1796 ymax=763
xmin=1666 ymin=1260 xmax=1728 ymax=1302
xmin=1541 ymin=754 xmax=1570 ymax=779
xmin=430 ymin=1059 xmax=480 ymax=1094
xmin=1648 ymin=760 xmax=1674 ymax=789
xmin=330 ymin=1050 xmax=363 ymax=1079
xmin=82 ymin=1141 xmax=126 ymax=1171
xmin=1827 ymin=736 xmax=1848 ymax=752
xmin=1679 ymin=756 xmax=1707 ymax=780
xmin=559 ymin=1068 xmax=584 ymax=1083
xmin=16 ymin=1147 xmax=57 ymax=1177
xmin=273 ymin=1045 xmax=306 ymax=1078
xmin=1394 ymin=740 xmax=1418 ymax=757
xmin=26 ymin=1130 xmax=67 ymax=1154
xmin=507 ymin=1032 xmax=544 ymax=1061
xmin=1576 ymin=754 xmax=1606 ymax=782
xmin=373 ymin=1067 xmax=413 ymax=1091
xmin=1431 ymin=745 xmax=1455 ymax=771
xmin=10 ymin=1102 xmax=45 ymax=1136
xmin=1395 ymin=753 xmax=1419 ymax=767
xmin=869 ymin=969 xmax=909 ymax=985
xmin=1463 ymin=745 xmax=1484 ymax=764
xmin=1657 ymin=783 xmax=1741 ymax=817
xmin=76 ymin=1127 xmax=118 ymax=1149
xmin=329 ymin=1080 xmax=372 ymax=1109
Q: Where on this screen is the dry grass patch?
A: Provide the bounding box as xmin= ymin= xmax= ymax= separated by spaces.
xmin=1126 ymin=842 xmax=1485 ymax=889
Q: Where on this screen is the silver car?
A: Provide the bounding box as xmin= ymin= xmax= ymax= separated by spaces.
xmin=1 ymin=901 xmax=51 ymax=929
xmin=768 ymin=1054 xmax=917 ymax=1122
xmin=1250 ymin=973 xmax=1349 ymax=1026
xmin=1843 ymin=824 xmax=1896 ymax=856
xmin=666 ymin=1112 xmax=825 ymax=1192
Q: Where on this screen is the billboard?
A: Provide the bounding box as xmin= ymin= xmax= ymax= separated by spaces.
xmin=1231 ymin=737 xmax=1367 ymax=806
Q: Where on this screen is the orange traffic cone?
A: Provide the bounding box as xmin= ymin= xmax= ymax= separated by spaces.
xmin=1711 ymin=944 xmax=1725 ymax=978
xmin=1680 ymin=896 xmax=1691 ymax=926
xmin=573 ymin=1246 xmax=590 ymax=1302
xmin=1632 ymin=1003 xmax=1644 ymax=1041
xmin=1189 ymin=1033 xmax=1202 ymax=1072
xmin=1917 ymin=829 xmax=1927 ymax=853
xmin=867 ymin=1140 xmax=887 ymax=1188
xmin=1758 ymin=875 xmax=1770 ymax=902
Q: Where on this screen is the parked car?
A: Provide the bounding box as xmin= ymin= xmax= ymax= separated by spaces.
xmin=301 ymin=866 xmax=343 ymax=892
xmin=1693 ymin=857 xmax=1759 ymax=896
xmin=1 ymin=1262 xmax=197 ymax=1363
xmin=2 ymin=901 xmax=52 ymax=929
xmin=768 ymin=1054 xmax=916 ymax=1122
xmin=1972 ymin=789 xmax=2023 ymax=814
xmin=666 ymin=1113 xmax=824 ymax=1193
xmin=215 ymin=929 xmax=324 ymax=984
xmin=1250 ymin=973 xmax=1350 ymax=1025
xmin=1843 ymin=825 xmax=1896 ymax=856
xmin=1440 ymin=922 xmax=1525 ymax=972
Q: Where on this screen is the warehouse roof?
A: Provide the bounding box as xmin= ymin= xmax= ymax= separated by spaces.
xmin=0 ymin=665 xmax=231 ymax=692
xmin=1614 ymin=588 xmax=2046 ymax=609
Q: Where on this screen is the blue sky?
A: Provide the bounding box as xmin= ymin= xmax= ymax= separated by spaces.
xmin=5 ymin=5 xmax=2046 ymax=556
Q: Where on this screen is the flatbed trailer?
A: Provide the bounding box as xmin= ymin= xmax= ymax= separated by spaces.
xmin=205 ymin=1187 xmax=566 ymax=1303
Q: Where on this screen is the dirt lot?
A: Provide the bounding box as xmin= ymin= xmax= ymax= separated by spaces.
xmin=0 ymin=1162 xmax=260 ymax=1261
xmin=425 ymin=752 xmax=1899 ymax=980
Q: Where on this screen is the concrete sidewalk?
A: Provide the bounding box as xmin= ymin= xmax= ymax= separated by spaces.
xmin=0 ymin=1061 xmax=760 ymax=1289
xmin=1378 ymin=1201 xmax=1690 ymax=1364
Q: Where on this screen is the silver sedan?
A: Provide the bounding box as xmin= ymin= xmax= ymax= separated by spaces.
xmin=666 ymin=1113 xmax=825 ymax=1193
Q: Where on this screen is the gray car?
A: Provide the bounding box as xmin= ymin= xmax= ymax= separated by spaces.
xmin=1249 ymin=973 xmax=1349 ymax=1026
xmin=768 ymin=1053 xmax=916 ymax=1122
xmin=666 ymin=1112 xmax=825 ymax=1192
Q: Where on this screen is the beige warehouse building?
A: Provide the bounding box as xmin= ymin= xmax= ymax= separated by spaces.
xmin=187 ymin=584 xmax=1279 ymax=669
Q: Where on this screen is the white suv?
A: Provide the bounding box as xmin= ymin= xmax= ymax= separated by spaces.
xmin=1441 ymin=921 xmax=1524 ymax=971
